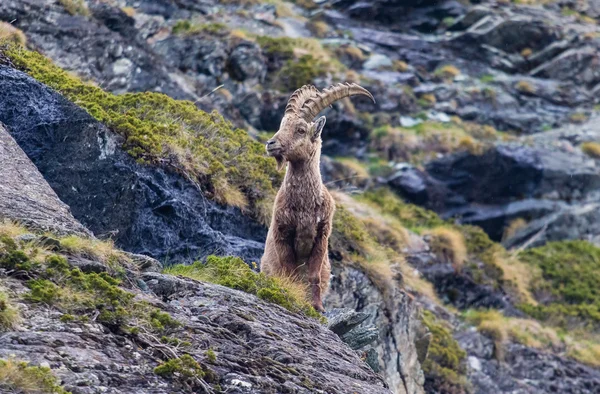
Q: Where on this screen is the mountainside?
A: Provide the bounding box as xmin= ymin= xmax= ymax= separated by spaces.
xmin=1 ymin=0 xmax=600 ymax=393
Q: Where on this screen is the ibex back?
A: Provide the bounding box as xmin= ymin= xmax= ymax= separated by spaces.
xmin=260 ymin=83 xmax=375 ymax=312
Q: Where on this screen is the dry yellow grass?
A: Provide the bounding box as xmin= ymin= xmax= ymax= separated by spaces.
xmin=307 ymin=20 xmax=329 ymax=38
xmin=494 ymin=252 xmax=539 ymax=305
xmin=336 ymin=45 xmax=365 ymax=62
xmin=121 ymin=6 xmax=136 ymax=17
xmin=335 ymin=157 xmax=370 ymax=180
xmin=393 ymin=60 xmax=409 ymax=72
xmin=465 ymin=309 xmax=600 ymax=367
xmin=458 ymin=136 xmax=484 ymax=155
xmin=570 ymin=112 xmax=588 ymax=124
xmin=520 ymin=48 xmax=532 ymax=58
xmin=581 ymin=142 xmax=600 ymax=158
xmin=59 ymin=0 xmax=90 ymax=16
xmin=0 ymin=219 xmax=29 ymax=239
xmin=502 ymin=217 xmax=527 ymax=241
xmin=426 ymin=227 xmax=467 ymax=271
xmin=434 ymin=64 xmax=460 ymax=80
xmin=516 ymin=80 xmax=535 ymax=94
xmin=0 ymin=22 xmax=26 ymax=46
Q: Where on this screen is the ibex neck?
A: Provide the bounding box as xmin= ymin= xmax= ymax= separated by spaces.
xmin=285 ymin=152 xmax=322 ymax=187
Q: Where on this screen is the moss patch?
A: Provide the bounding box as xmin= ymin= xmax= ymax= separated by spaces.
xmin=164 ymin=256 xmax=323 ymax=321
xmin=421 ymin=311 xmax=468 ymax=394
xmin=0 ymin=358 xmax=69 ymax=394
xmin=519 ymin=240 xmax=600 ymax=328
xmin=3 ymin=45 xmax=281 ymax=218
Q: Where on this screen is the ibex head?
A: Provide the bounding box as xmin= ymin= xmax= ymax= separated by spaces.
xmin=266 ymin=83 xmax=375 ymax=170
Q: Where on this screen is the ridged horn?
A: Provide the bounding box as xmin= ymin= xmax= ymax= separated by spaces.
xmin=284 ymin=85 xmax=319 ymax=116
xmin=299 ymin=82 xmax=375 ymax=121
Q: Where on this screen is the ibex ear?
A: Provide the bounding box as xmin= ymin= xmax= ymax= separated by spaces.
xmin=312 ymin=116 xmax=326 ymax=141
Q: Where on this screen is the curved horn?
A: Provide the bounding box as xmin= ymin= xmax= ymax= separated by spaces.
xmin=300 ymin=82 xmax=375 ymax=121
xmin=284 ymin=85 xmax=319 ymax=116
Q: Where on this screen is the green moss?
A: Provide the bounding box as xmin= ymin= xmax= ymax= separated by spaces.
xmin=0 ymin=359 xmax=70 ymax=394
xmin=59 ymin=314 xmax=75 ymax=323
xmin=519 ymin=241 xmax=600 ymax=327
xmin=0 ymin=235 xmax=38 ymax=271
xmin=205 ymin=349 xmax=217 ymax=363
xmin=164 ymin=256 xmax=323 ymax=321
xmin=480 ymin=74 xmax=495 ymax=83
xmin=421 ymin=311 xmax=468 ymax=394
xmin=172 ymin=21 xmax=228 ymax=36
xmin=3 ymin=45 xmax=281 ymax=216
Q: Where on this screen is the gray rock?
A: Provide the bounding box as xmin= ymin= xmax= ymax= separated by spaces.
xmin=0 ymin=124 xmax=90 ymax=237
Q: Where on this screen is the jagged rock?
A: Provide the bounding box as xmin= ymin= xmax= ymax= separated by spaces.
xmin=326 ymin=308 xmax=371 ymax=336
xmin=0 ymin=124 xmax=90 ymax=237
xmin=342 ymin=326 xmax=381 ymax=350
xmin=0 ymin=65 xmax=267 ymax=264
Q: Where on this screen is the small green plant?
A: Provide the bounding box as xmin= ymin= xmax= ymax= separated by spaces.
xmin=0 ymin=358 xmax=70 ymax=393
xmin=0 ymin=291 xmax=20 ymax=331
xmin=479 ymin=74 xmax=494 ymax=83
xmin=154 ymin=354 xmax=207 ymax=391
xmin=205 ymin=349 xmax=217 ymax=363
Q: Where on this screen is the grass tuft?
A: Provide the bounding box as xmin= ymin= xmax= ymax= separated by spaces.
xmin=0 ymin=358 xmax=69 ymax=394
xmin=426 ymin=227 xmax=467 ymax=272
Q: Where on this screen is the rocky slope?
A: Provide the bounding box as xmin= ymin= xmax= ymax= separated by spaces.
xmin=2 ymin=0 xmax=600 ymax=393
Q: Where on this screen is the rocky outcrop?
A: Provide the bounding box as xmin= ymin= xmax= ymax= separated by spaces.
xmin=0 ymin=65 xmax=266 ymax=264
xmin=0 ymin=123 xmax=90 ymax=236
xmin=327 ymin=264 xmax=425 ymax=394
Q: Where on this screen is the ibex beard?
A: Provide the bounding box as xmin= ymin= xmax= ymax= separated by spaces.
xmin=260 ymin=83 xmax=375 ymax=312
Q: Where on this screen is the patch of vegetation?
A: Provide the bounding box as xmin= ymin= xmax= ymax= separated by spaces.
xmin=0 ymin=358 xmax=70 ymax=394
xmin=58 ymin=0 xmax=89 ymax=16
xmin=421 ymin=311 xmax=468 ymax=394
xmin=434 ymin=65 xmax=460 ymax=81
xmin=154 ymin=354 xmax=208 ymax=391
xmin=306 ymin=20 xmax=329 ymax=38
xmin=59 ymin=235 xmax=130 ymax=271
xmin=569 ymin=112 xmax=588 ymax=124
xmin=277 ymin=54 xmax=328 ymax=91
xmin=369 ymin=121 xmax=498 ymax=165
xmin=358 ymin=188 xmax=445 ymax=232
xmin=164 ymin=256 xmax=323 ymax=321
xmin=0 ymin=22 xmax=26 ymax=46
xmin=464 ymin=309 xmax=600 ymax=367
xmin=519 ymin=241 xmax=600 ymax=328
xmin=502 ymin=218 xmax=527 ymax=241
xmin=172 ymin=20 xmax=229 ymax=36
xmin=205 ymin=349 xmax=217 ymax=363
xmin=581 ymin=142 xmax=600 ymax=158
xmin=3 ymin=45 xmax=280 ymax=219
xmin=515 ymin=80 xmax=535 ymax=94
xmin=479 ymin=74 xmax=494 ymax=83
xmin=0 ymin=291 xmax=20 ymax=331
xmin=426 ymin=227 xmax=467 ymax=272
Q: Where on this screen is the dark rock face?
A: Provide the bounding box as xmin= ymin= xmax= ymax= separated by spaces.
xmin=0 ymin=124 xmax=90 ymax=236
xmin=0 ymin=65 xmax=266 ymax=264
xmin=457 ymin=331 xmax=600 ymax=394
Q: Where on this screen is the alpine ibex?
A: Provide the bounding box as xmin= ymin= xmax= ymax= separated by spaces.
xmin=260 ymin=83 xmax=375 ymax=312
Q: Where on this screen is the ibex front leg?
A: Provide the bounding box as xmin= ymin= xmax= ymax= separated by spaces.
xmin=307 ymin=222 xmax=329 ymax=312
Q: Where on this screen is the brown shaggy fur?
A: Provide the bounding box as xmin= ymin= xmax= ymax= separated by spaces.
xmin=260 ymin=83 xmax=374 ymax=312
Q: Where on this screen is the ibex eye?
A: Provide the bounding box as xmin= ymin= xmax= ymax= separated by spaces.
xmin=298 ymin=128 xmax=306 ymax=134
